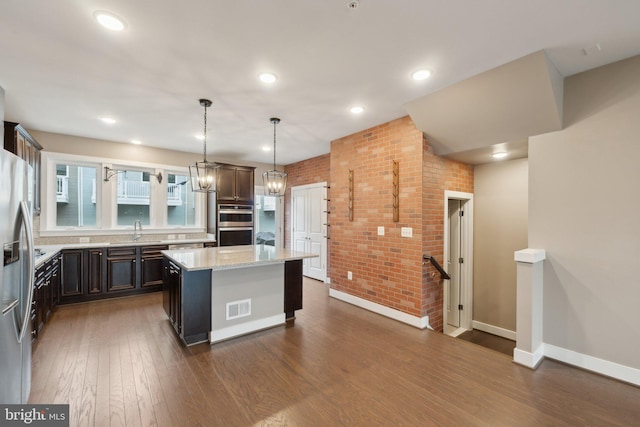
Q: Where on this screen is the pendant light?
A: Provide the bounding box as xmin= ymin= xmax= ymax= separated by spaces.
xmin=189 ymin=98 xmax=218 ymax=192
xmin=263 ymin=117 xmax=288 ymax=196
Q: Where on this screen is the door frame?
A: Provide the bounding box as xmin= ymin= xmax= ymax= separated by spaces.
xmin=443 ymin=190 xmax=474 ymax=335
xmin=290 ymin=182 xmax=327 ymax=282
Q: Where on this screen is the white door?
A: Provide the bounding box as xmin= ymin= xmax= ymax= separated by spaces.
xmin=291 ymin=183 xmax=327 ymax=282
xmin=447 ymin=199 xmax=462 ymax=328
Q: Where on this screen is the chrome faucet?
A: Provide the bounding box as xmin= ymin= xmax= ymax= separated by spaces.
xmin=133 ymin=220 xmax=142 ymax=241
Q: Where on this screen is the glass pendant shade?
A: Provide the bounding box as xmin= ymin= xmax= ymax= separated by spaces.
xmin=189 ymin=160 xmax=217 ymax=192
xmin=262 ymin=117 xmax=287 ymax=196
xmin=189 ymin=98 xmax=218 ymax=193
xmin=263 ymin=169 xmax=288 ymax=195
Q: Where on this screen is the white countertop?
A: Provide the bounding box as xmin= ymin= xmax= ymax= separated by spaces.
xmin=34 ymin=238 xmax=216 ymax=268
xmin=162 ymin=245 xmax=317 ymax=271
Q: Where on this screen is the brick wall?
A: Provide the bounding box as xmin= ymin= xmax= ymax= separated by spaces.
xmin=282 ymin=117 xmax=473 ymax=331
xmin=421 ymin=136 xmax=474 ymax=331
xmin=283 ymin=154 xmax=330 ymax=248
xmin=330 ymin=116 xmax=473 ymax=331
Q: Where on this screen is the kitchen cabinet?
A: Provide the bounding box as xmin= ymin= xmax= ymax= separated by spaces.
xmin=87 ymin=248 xmax=105 ymax=294
xmin=61 ymin=249 xmax=84 ymax=298
xmin=141 ymin=245 xmax=166 ymax=288
xmin=106 ymin=247 xmax=137 ymax=292
xmin=4 ymin=121 xmax=42 ymax=215
xmin=59 ymin=244 xmax=168 ymax=304
xmin=216 ymin=163 xmax=255 ymax=203
xmin=32 ymin=254 xmax=60 ymax=342
xmin=162 ymin=258 xmax=211 ymax=346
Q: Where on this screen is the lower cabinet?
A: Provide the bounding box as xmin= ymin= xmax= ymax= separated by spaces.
xmin=106 ymin=247 xmax=137 ymax=292
xmin=59 ymin=244 xmax=168 ymax=304
xmin=32 ymin=254 xmax=61 ymax=343
xmin=163 ymin=258 xmax=211 ymax=346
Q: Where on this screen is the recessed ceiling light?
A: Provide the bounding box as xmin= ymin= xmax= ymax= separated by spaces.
xmin=262 ymin=146 xmax=271 ymax=152
xmin=411 ymin=69 xmax=432 ymax=81
xmin=100 ymin=117 xmax=116 ymax=124
xmin=131 ymin=139 xmax=142 ymax=145
xmin=195 ymin=134 xmax=205 ymax=141
xmin=94 ymin=11 xmax=126 ymax=31
xmin=492 ymin=152 xmax=508 ymax=159
xmin=350 ymin=106 xmax=365 ymax=114
xmin=259 ymin=72 xmax=278 ymax=84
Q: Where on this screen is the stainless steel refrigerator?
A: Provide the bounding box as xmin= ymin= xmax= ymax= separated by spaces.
xmin=0 ymin=148 xmax=35 ymax=404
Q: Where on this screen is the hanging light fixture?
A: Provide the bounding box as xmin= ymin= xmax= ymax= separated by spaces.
xmin=263 ymin=117 xmax=288 ymax=196
xmin=189 ymin=98 xmax=218 ymax=192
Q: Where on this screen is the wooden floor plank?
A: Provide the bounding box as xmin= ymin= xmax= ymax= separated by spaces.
xmin=29 ymin=279 xmax=640 ymax=426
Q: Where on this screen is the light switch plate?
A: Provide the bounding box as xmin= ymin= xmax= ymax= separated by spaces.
xmin=401 ymin=227 xmax=413 ymax=238
xmin=377 ymin=226 xmax=385 ymax=236
xmin=348 ymin=271 xmax=353 ymax=280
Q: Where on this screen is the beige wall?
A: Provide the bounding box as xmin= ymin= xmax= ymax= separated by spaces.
xmin=529 ymin=55 xmax=640 ymax=369
xmin=29 ymin=130 xmax=274 ymax=177
xmin=473 ymin=158 xmax=528 ymax=332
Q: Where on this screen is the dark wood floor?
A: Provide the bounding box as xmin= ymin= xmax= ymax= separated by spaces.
xmin=30 ymin=278 xmax=640 ymax=426
xmin=457 ymin=329 xmax=516 ymax=356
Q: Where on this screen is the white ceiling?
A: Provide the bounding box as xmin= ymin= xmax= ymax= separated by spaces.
xmin=2 ymin=0 xmax=640 ymax=165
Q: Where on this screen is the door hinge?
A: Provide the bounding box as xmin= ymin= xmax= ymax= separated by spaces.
xmin=458 ymin=257 xmax=464 ymax=264
xmin=459 ymin=210 xmax=464 ymax=217
xmin=458 ymin=304 xmax=463 ymax=311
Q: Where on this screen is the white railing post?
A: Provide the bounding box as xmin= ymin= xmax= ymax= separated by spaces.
xmin=513 ymin=248 xmax=546 ymax=369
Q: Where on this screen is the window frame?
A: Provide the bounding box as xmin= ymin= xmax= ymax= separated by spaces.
xmin=40 ymin=151 xmax=206 ymax=236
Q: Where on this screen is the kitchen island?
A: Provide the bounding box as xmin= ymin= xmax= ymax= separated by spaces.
xmin=161 ymin=245 xmax=317 ymax=346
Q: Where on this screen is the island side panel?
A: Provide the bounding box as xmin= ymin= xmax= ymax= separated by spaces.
xmin=182 ymin=269 xmax=212 ymax=345
xmin=210 ymin=262 xmax=285 ymax=343
xmin=284 ymin=259 xmax=303 ymax=319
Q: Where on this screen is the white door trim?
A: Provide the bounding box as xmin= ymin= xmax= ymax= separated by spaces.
xmin=443 ymin=190 xmax=474 ymax=334
xmin=290 ymin=182 xmax=327 ymax=282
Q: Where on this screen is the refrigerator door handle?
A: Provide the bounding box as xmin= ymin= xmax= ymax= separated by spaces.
xmin=16 ymin=201 xmax=35 ymax=344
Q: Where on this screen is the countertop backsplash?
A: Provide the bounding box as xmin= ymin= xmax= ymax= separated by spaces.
xmin=33 ymin=215 xmax=211 ymax=246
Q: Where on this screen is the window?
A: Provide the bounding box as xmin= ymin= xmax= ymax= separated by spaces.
xmin=42 ymin=152 xmax=204 ymax=233
xmin=167 ymin=173 xmax=196 ymax=227
xmin=116 ymin=169 xmax=151 ymax=226
xmin=55 ymin=163 xmax=98 ymax=227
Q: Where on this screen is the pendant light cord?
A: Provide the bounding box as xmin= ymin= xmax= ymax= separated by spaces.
xmin=273 ymin=120 xmax=277 ymax=170
xmin=203 ymin=103 xmax=208 ymax=162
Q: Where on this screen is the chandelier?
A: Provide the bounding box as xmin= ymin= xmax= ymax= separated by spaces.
xmin=262 ymin=117 xmax=288 ymax=196
xmin=189 ymin=98 xmax=218 ymax=192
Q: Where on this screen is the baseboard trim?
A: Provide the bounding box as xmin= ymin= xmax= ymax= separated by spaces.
xmin=544 ymin=343 xmax=640 ymax=387
xmin=513 ymin=345 xmax=545 ymax=369
xmin=329 ymin=288 xmax=432 ymax=330
xmin=472 ymin=320 xmax=516 ymax=341
xmin=209 ymin=313 xmax=285 ymax=344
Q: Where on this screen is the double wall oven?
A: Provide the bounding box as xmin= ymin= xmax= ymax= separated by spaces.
xmin=217 ymin=204 xmax=253 ymax=246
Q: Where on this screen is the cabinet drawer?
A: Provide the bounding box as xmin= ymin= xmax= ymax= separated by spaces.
xmin=141 ymin=245 xmax=168 ymax=256
xmin=107 ymin=247 xmax=137 ymax=257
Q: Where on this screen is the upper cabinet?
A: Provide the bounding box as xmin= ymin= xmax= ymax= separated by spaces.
xmin=216 ymin=163 xmax=255 ymax=203
xmin=4 ymin=121 xmax=42 ymax=215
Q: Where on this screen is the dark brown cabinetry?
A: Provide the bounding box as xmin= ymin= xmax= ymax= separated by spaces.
xmin=4 ymin=121 xmax=42 ymax=215
xmin=216 ymin=164 xmax=255 ymax=203
xmin=162 ymin=258 xmax=211 ymax=346
xmin=106 ymin=247 xmax=137 ymax=292
xmin=61 ymin=249 xmax=84 ymax=298
xmin=284 ymin=259 xmax=303 ymax=319
xmin=141 ymin=245 xmax=166 ymax=287
xmin=32 ymin=254 xmax=61 ymax=342
xmin=87 ymin=249 xmax=105 ymax=294
xmin=59 ymin=244 xmax=168 ymax=304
